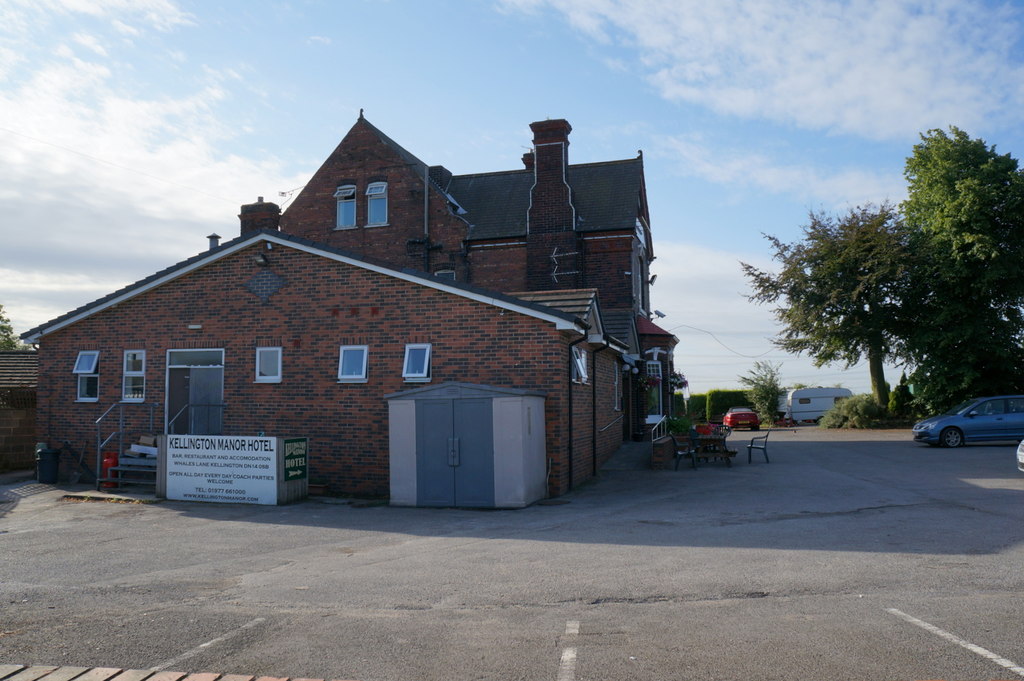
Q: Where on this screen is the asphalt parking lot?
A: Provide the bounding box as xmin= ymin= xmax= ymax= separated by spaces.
xmin=2 ymin=427 xmax=1024 ymax=681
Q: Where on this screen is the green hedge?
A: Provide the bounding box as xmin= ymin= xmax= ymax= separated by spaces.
xmin=674 ymin=390 xmax=750 ymax=422
xmin=676 ymin=392 xmax=706 ymax=420
xmin=705 ymin=389 xmax=749 ymax=421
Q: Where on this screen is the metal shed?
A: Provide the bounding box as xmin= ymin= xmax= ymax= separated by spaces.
xmin=386 ymin=382 xmax=547 ymax=508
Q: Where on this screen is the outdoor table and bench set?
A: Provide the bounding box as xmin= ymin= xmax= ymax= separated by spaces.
xmin=670 ymin=425 xmax=772 ymax=470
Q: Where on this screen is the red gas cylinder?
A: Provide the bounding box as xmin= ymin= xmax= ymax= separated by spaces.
xmin=101 ymin=452 xmax=118 ymax=488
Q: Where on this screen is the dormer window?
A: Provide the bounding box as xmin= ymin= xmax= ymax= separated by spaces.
xmin=366 ymin=182 xmax=388 ymax=225
xmin=334 ymin=185 xmax=356 ymax=229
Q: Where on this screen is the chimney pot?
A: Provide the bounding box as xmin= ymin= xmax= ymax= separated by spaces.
xmin=207 ymin=233 xmax=221 ymax=250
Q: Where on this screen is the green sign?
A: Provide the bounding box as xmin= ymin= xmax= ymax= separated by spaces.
xmin=283 ymin=438 xmax=308 ymax=480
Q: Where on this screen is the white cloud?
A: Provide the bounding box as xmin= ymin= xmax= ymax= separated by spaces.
xmin=72 ymin=32 xmax=108 ymax=56
xmin=659 ymin=134 xmax=905 ymax=209
xmin=501 ymin=0 xmax=1024 ymax=140
xmin=0 ymin=4 xmax=303 ymax=336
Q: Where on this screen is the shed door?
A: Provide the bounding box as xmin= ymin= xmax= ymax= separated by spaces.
xmin=416 ymin=398 xmax=494 ymax=507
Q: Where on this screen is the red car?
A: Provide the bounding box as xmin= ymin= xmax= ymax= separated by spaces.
xmin=723 ymin=407 xmax=761 ymax=430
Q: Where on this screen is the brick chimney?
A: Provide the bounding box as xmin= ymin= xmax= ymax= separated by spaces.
xmin=527 ymin=119 xmax=575 ymax=234
xmin=239 ymin=197 xmax=281 ymax=235
xmin=521 ymin=151 xmax=534 ymax=170
xmin=525 ymin=119 xmax=582 ymax=291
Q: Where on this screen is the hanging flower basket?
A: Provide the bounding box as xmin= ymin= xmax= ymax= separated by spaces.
xmin=637 ymin=374 xmax=662 ymax=391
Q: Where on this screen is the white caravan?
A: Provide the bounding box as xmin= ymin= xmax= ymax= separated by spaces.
xmin=780 ymin=388 xmax=853 ymax=423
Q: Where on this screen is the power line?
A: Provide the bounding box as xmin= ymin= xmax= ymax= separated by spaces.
xmin=668 ymin=322 xmax=775 ymax=359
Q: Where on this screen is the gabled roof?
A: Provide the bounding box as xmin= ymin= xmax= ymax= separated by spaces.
xmin=449 ymin=157 xmax=645 ymax=241
xmin=636 ymin=316 xmax=676 ymax=337
xmin=511 ymin=289 xmax=628 ymax=351
xmin=21 ymin=231 xmax=590 ymax=343
xmin=360 ymin=115 xmax=430 ymax=180
xmin=0 ymin=351 xmax=38 ymax=388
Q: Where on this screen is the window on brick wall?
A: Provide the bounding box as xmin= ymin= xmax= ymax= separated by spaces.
xmin=571 ymin=346 xmax=589 ymax=384
xmin=646 ymin=360 xmax=663 ymax=416
xmin=366 ymin=182 xmax=388 ymax=225
xmin=73 ymin=350 xmax=99 ymax=402
xmin=402 ymin=343 xmax=431 ymax=381
xmin=255 ymin=347 xmax=282 ymax=383
xmin=334 ymin=185 xmax=356 ymax=229
xmin=338 ymin=345 xmax=369 ymax=382
xmin=122 ymin=350 xmax=145 ymax=401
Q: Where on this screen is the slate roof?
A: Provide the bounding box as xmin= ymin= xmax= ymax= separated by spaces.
xmin=448 ymin=158 xmax=644 ymax=241
xmin=601 ymin=310 xmax=637 ymax=352
xmin=20 ymin=231 xmax=590 ymax=342
xmin=354 ymin=115 xmax=645 ymax=241
xmin=511 ymin=290 xmax=636 ymax=351
xmin=510 ymin=289 xmax=599 ymax=323
xmin=0 ymin=351 xmax=38 ymax=388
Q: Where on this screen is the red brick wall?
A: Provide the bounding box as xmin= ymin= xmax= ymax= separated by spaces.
xmin=278 ymin=119 xmax=468 ymax=278
xmin=35 ymin=242 xmax=611 ymax=498
xmin=0 ymin=407 xmax=35 ymax=472
xmin=526 ymin=231 xmax=583 ymax=291
xmin=465 ymin=242 xmax=528 ymax=292
xmin=582 ymin=233 xmax=637 ymax=312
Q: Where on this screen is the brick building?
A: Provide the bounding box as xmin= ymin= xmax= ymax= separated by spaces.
xmin=22 ymin=115 xmax=677 ymax=504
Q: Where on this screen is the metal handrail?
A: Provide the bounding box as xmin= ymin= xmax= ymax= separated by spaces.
xmin=650 ymin=415 xmax=668 ymax=440
xmin=598 ymin=414 xmax=624 ymax=432
xmin=95 ymin=401 xmax=156 ymax=490
xmin=166 ymin=402 xmax=225 ymax=434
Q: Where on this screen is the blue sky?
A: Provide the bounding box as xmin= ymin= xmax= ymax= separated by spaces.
xmin=2 ymin=0 xmax=1023 ymax=394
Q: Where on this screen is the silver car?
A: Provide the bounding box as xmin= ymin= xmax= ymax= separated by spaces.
xmin=912 ymin=395 xmax=1024 ymax=447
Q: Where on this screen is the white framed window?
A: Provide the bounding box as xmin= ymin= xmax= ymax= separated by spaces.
xmin=255 ymin=347 xmax=282 ymax=383
xmin=334 ymin=185 xmax=356 ymax=229
xmin=646 ymin=360 xmax=663 ymax=417
xmin=338 ymin=345 xmax=369 ymax=382
xmin=122 ymin=350 xmax=146 ymax=401
xmin=366 ymin=182 xmax=388 ymax=225
xmin=73 ymin=351 xmax=99 ymax=402
xmin=571 ymin=346 xmax=588 ymax=384
xmin=402 ymin=343 xmax=431 ymax=381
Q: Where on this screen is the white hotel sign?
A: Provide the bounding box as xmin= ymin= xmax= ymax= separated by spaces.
xmin=166 ymin=435 xmax=278 ymax=505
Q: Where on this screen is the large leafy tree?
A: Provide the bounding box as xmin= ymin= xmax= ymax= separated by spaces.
xmin=0 ymin=304 xmax=24 ymax=350
xmin=742 ymin=204 xmax=910 ymax=408
xmin=900 ymin=127 xmax=1024 ymax=411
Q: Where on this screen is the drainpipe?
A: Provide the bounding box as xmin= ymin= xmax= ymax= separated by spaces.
xmin=592 ymin=340 xmax=609 ymax=476
xmin=423 ymin=166 xmax=430 ymax=272
xmin=566 ymin=336 xmax=586 ymax=493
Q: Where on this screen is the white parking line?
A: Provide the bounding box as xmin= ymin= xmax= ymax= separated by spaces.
xmin=150 ymin=617 xmax=266 ymax=671
xmin=887 ymin=608 xmax=1024 ymax=678
xmin=557 ymin=620 xmax=580 ymax=681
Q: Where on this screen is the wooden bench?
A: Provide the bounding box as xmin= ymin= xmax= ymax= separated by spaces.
xmin=671 ymin=431 xmax=737 ymax=469
xmin=747 ymin=430 xmax=771 ymax=463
